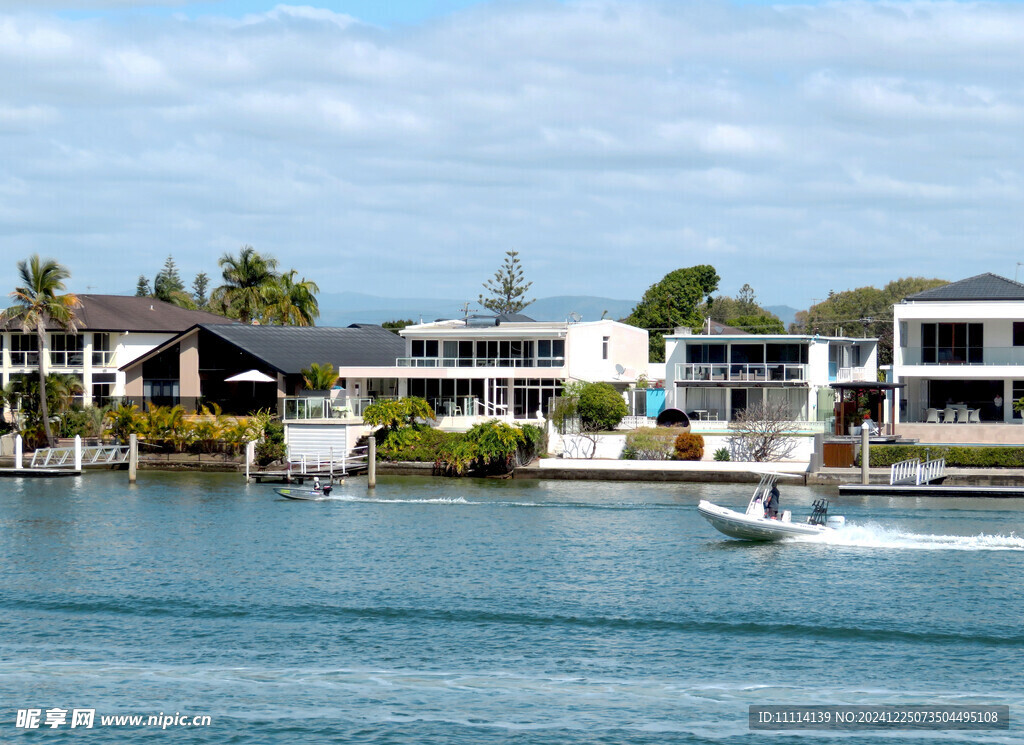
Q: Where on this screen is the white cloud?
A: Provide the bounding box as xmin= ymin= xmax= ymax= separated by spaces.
xmin=2 ymin=0 xmax=1024 ymax=310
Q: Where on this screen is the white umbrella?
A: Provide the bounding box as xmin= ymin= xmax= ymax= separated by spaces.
xmin=225 ymin=369 xmax=276 ymax=383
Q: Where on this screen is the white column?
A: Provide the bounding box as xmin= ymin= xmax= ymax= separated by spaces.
xmin=14 ymin=434 xmax=22 ymax=469
xmin=74 ymin=435 xmax=82 ymax=470
xmin=82 ymin=332 xmax=94 ymax=407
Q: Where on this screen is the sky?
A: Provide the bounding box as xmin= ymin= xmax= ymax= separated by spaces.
xmin=3 ymin=0 xmax=1024 ymax=312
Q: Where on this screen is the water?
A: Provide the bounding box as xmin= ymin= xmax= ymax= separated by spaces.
xmin=1 ymin=471 xmax=1023 ymax=743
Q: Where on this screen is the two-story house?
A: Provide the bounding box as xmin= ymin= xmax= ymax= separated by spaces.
xmin=1 ymin=295 xmax=233 ymax=409
xmin=893 ymin=273 xmax=1024 ymax=426
xmin=665 ymin=328 xmax=878 ymax=426
xmin=395 ymin=314 xmax=649 ymax=420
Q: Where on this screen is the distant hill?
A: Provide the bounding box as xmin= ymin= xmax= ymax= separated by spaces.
xmin=765 ymin=305 xmax=799 ymax=328
xmin=316 ymin=292 xmax=637 ymax=326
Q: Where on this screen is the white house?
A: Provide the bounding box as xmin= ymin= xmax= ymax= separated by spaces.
xmin=393 ymin=314 xmax=649 ymax=421
xmin=665 ymin=328 xmax=878 ymax=426
xmin=893 ymin=273 xmax=1024 ymax=425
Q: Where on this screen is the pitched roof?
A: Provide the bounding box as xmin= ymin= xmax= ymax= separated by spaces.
xmin=905 ymin=273 xmax=1024 ymax=302
xmin=199 ymin=323 xmax=405 ymax=373
xmin=2 ymin=294 xmax=235 ymax=332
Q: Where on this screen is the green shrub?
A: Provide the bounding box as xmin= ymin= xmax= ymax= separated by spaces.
xmin=255 ymin=420 xmax=286 ymax=465
xmin=714 ymin=447 xmax=731 ymax=461
xmin=864 ymin=445 xmax=1024 ymax=468
xmin=576 ymin=382 xmax=628 ymax=431
xmin=674 ymin=432 xmax=705 ymax=461
xmin=622 ymin=427 xmax=681 ymax=460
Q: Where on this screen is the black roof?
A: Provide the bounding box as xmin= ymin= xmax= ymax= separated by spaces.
xmin=905 ymin=273 xmax=1024 ymax=301
xmin=2 ymin=294 xmax=234 ymax=332
xmin=200 ymin=323 xmax=404 ymax=374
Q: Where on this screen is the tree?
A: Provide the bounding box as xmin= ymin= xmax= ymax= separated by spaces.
xmin=625 ymin=265 xmax=720 ymax=362
xmin=576 ymin=382 xmax=628 ymax=431
xmin=211 ymin=246 xmax=280 ymax=324
xmin=192 ymin=272 xmax=210 ymax=307
xmin=301 ymin=362 xmax=337 ymax=390
xmin=706 ymin=283 xmax=785 ymax=334
xmin=135 ymin=275 xmax=151 ymax=297
xmin=383 ymin=319 xmax=414 ymax=335
xmin=726 ymin=314 xmax=787 ymax=334
xmin=791 ymin=277 xmax=947 ymax=365
xmin=1 ymin=256 xmax=80 ymax=447
xmin=479 ymin=250 xmax=535 ymax=314
xmin=727 ymin=400 xmax=801 ymax=462
xmin=266 ymin=269 xmax=320 ymax=326
xmin=152 ymin=255 xmax=195 ymax=308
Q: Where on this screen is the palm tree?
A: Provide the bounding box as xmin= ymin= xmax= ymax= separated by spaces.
xmin=1 ymin=256 xmax=80 ymax=447
xmin=211 ymin=246 xmax=279 ymax=324
xmin=267 ymin=270 xmax=320 ymax=326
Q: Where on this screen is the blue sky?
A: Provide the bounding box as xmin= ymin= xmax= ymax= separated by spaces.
xmin=3 ymin=0 xmax=1024 ymax=313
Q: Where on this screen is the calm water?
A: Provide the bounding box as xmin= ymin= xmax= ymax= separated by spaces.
xmin=1 ymin=471 xmax=1023 ymax=743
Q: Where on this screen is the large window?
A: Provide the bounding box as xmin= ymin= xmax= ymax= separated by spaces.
xmin=92 ymin=372 xmax=117 ymax=407
xmin=50 ymin=334 xmax=84 ymax=367
xmin=92 ymin=333 xmax=114 ymax=366
xmin=513 ymin=379 xmax=562 ymax=418
xmin=686 ymin=344 xmax=726 ymax=363
xmin=537 ymin=339 xmax=565 ymax=367
xmin=9 ymin=334 xmax=38 ymax=366
xmin=921 ymin=323 xmax=983 ymax=364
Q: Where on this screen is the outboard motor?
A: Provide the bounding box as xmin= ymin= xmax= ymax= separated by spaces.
xmin=807 ymin=499 xmax=829 ymax=526
xmin=323 ymin=485 xmax=333 ymax=496
xmin=826 ymin=515 xmax=846 ymax=529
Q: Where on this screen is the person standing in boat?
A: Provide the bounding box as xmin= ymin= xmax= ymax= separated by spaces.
xmin=313 ymin=476 xmax=322 ymax=492
xmin=766 ymin=483 xmax=780 ymax=519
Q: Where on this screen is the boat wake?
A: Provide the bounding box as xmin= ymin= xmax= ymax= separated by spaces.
xmin=791 ymin=523 xmax=1024 ymax=551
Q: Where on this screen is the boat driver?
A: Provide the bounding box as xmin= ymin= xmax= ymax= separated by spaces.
xmin=313 ymin=476 xmax=322 ymax=492
xmin=766 ymin=484 xmax=780 ymax=519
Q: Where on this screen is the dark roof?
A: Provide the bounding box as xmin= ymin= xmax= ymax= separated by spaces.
xmin=200 ymin=323 xmax=405 ymax=373
xmin=905 ymin=273 xmax=1024 ymax=302
xmin=2 ymin=294 xmax=235 ymax=332
xmin=497 ymin=312 xmax=535 ymax=322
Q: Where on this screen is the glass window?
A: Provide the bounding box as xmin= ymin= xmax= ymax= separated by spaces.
xmin=10 ymin=333 xmax=39 ymax=366
xmin=602 ymin=336 xmax=609 ymax=360
xmin=92 ymin=333 xmax=114 ymax=366
xmin=1015 ymin=323 xmax=1024 ymax=347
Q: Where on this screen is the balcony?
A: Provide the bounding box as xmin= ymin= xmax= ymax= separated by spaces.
xmin=900 ymin=347 xmax=1024 ymax=366
xmin=282 ymin=396 xmax=372 ymax=421
xmin=674 ymin=363 xmax=808 ymax=383
xmin=395 ymin=356 xmax=564 ymax=369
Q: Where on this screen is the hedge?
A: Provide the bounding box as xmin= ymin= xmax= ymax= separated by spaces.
xmin=862 ymin=445 xmax=1024 ymax=468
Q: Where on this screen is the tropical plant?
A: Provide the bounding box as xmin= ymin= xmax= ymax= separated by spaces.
xmin=301 ymin=362 xmax=337 ymax=391
xmin=266 ymin=269 xmax=319 ymax=326
xmin=211 ymin=246 xmax=280 ymax=324
xmin=621 ymin=427 xmax=680 ymax=460
xmin=478 ymin=250 xmax=535 ymax=314
xmin=363 ymin=397 xmax=435 ymax=431
xmin=254 ymin=419 xmax=286 ymax=465
xmin=1 ymin=256 xmax=80 ymax=447
xmin=625 ymin=265 xmax=720 ymax=362
xmin=106 ymin=403 xmax=142 ymax=442
xmin=673 ymin=432 xmax=705 ymax=461
xmin=713 ymin=447 xmax=731 ymax=462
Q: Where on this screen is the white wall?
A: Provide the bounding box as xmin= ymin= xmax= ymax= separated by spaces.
xmin=566 ymin=320 xmax=648 ymax=384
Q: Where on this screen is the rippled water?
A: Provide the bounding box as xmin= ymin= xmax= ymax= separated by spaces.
xmin=2 ymin=472 xmax=1023 ymax=743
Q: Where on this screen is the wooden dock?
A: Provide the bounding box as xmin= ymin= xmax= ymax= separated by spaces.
xmin=0 ymin=467 xmax=81 ymax=478
xmin=839 ymin=483 xmax=1024 ymax=498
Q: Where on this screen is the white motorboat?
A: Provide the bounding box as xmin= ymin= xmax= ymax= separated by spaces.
xmin=698 ymin=471 xmax=845 ymax=541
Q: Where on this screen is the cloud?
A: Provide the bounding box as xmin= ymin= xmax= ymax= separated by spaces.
xmin=2 ymin=0 xmax=1024 ymax=310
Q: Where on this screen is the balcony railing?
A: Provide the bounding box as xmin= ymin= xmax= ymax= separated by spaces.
xmin=396 ymin=356 xmax=565 ymax=368
xmin=283 ymin=396 xmax=351 ymax=421
xmin=900 ymin=347 xmax=1024 ymax=366
xmin=674 ymin=363 xmax=808 ymax=382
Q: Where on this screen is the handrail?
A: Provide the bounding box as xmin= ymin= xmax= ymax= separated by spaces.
xmin=674 ymin=362 xmax=808 ymax=382
xmin=890 ymin=458 xmax=920 ymax=485
xmin=29 ymin=444 xmax=130 ymax=469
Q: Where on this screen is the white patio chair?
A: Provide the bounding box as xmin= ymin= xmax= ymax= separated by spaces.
xmin=925 ymin=408 xmax=939 ymax=423
xmin=943 ymin=407 xmax=956 ymax=423
xmin=956 ymin=408 xmax=969 ymax=423
xmin=968 ymin=409 xmax=981 ymax=424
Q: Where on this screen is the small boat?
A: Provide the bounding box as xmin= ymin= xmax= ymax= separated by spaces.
xmin=698 ymin=470 xmax=845 ymax=542
xmin=274 ymin=485 xmax=336 ymax=501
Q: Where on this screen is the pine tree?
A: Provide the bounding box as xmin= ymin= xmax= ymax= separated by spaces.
xmin=478 ymin=250 xmax=535 ymax=314
xmin=153 ymin=255 xmax=185 ymax=302
xmin=135 ymin=275 xmax=151 ymax=297
xmin=192 ymin=272 xmax=210 ymax=307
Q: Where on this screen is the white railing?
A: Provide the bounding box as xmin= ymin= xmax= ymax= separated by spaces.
xmin=836 ymin=366 xmax=871 ymax=382
xmin=287 ymin=445 xmax=369 ymax=475
xmin=890 ymin=457 xmax=946 ymax=485
xmin=396 ymin=356 xmax=564 ymax=369
xmin=890 ymin=458 xmax=920 ymax=485
xmin=282 ymin=396 xmax=354 ymax=420
xmin=674 ymin=363 xmax=808 ymax=382
xmin=472 ymin=399 xmax=510 ymax=417
xmin=30 ymin=444 xmax=130 ymax=469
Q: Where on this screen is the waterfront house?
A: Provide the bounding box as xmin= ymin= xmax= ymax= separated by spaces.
xmin=893 ymin=273 xmax=1024 ymax=439
xmin=394 ymin=314 xmax=649 ymax=421
xmin=1 ymin=295 xmax=233 ymax=409
xmin=664 ymin=327 xmax=878 ymax=429
xmin=120 ymin=323 xmax=405 ymax=414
